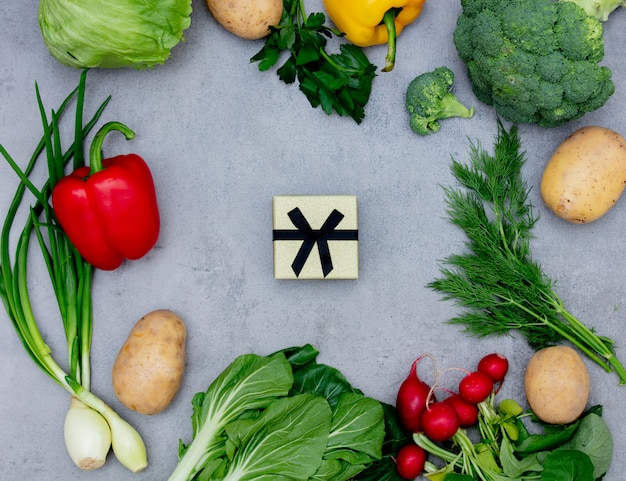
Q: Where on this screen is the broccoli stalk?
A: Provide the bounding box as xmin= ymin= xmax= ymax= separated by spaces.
xmin=566 ymin=0 xmax=625 ymax=20
xmin=405 ymin=66 xmax=476 ymax=136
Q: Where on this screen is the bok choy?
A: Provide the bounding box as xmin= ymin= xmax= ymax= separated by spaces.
xmin=0 ymin=70 xmax=147 ymax=472
xmin=167 ymin=345 xmax=386 ymax=481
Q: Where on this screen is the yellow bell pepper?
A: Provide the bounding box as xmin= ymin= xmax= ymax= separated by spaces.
xmin=323 ymin=0 xmax=426 ymax=72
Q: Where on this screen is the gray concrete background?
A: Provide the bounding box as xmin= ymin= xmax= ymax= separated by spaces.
xmin=1 ymin=1 xmax=625 ymax=479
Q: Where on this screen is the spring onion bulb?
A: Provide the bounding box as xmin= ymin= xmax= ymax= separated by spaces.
xmin=73 ymin=386 xmax=148 ymax=472
xmin=103 ymin=408 xmax=148 ymax=472
xmin=64 ymin=397 xmax=111 ymax=470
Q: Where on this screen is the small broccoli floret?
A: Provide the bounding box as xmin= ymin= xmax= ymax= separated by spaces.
xmin=405 ymin=66 xmax=476 ymax=136
xmin=453 ymin=0 xmax=616 ymax=128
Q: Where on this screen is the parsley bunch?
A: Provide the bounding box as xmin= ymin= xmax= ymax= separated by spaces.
xmin=251 ymin=0 xmax=377 ymax=124
xmin=429 ymin=121 xmax=626 ymax=385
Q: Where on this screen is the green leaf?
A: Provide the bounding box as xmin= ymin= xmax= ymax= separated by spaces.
xmin=196 ymin=458 xmax=226 ymax=481
xmin=305 ymin=12 xmax=327 ymax=29
xmin=223 ymin=394 xmax=332 ymax=481
xmin=379 ymin=403 xmax=412 ymax=454
xmin=559 ymin=413 xmax=613 ymax=479
xmin=278 ymin=26 xmax=296 ymax=50
xmin=314 ymin=458 xmax=370 ymax=481
xmin=252 ymin=44 xmax=281 ymax=71
xmin=325 ymin=393 xmax=384 ymax=461
xmin=514 ymin=418 xmax=579 ymax=454
xmin=348 ymin=456 xmax=406 ymax=481
xmin=501 ymin=421 xmax=519 ymax=441
xmin=277 ymin=57 xmax=297 ymax=84
xmin=443 ymin=474 xmax=475 ymax=481
xmin=274 ymin=344 xmax=320 ymax=369
xmin=500 ymin=435 xmax=543 ymax=478
xmin=299 ymin=74 xmax=322 ymax=108
xmin=498 ymin=399 xmax=524 ymax=418
xmin=540 ymin=450 xmax=594 ymax=481
xmin=292 ymin=363 xmax=360 ymax=409
xmin=296 ymin=44 xmax=322 ymax=66
xmin=190 ymin=391 xmax=207 ymax=438
xmin=195 ymin=353 xmax=293 ymax=432
xmin=318 ymin=81 xmax=341 ymax=115
xmin=315 ymin=70 xmax=348 ymax=92
xmin=331 ymin=44 xmax=375 ymax=74
xmin=476 ymin=445 xmax=502 ymax=473
xmin=349 ymin=403 xmax=411 ymax=481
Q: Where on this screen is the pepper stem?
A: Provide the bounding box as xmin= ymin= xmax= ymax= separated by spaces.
xmin=381 ymin=9 xmax=398 ymax=72
xmin=89 ymin=121 xmax=135 ymax=174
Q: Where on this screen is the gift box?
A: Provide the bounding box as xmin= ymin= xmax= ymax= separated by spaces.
xmin=272 ymin=195 xmax=359 ymax=279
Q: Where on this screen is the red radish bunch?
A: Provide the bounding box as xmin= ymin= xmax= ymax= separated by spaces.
xmin=394 ymin=352 xmax=509 ymax=445
xmin=394 ymin=353 xmax=509 ymax=479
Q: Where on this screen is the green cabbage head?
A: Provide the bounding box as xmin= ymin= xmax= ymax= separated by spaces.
xmin=38 ymin=0 xmax=193 ymax=69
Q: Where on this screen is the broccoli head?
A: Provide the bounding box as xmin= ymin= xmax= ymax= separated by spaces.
xmin=453 ymin=0 xmax=617 ymax=128
xmin=405 ymin=66 xmax=476 ymax=136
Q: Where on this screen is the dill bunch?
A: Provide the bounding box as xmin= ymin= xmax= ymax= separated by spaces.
xmin=429 ymin=121 xmax=626 ymax=385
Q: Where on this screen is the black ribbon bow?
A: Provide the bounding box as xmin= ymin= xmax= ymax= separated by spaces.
xmin=273 ymin=207 xmax=358 ymax=277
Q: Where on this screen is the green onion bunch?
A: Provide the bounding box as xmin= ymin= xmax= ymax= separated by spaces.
xmin=0 ymin=70 xmax=147 ymax=472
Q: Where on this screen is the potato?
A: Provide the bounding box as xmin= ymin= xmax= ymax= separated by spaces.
xmin=524 ymin=346 xmax=589 ymax=424
xmin=112 ymin=310 xmax=186 ymax=415
xmin=540 ymin=126 xmax=626 ymax=224
xmin=206 ymin=0 xmax=282 ymax=40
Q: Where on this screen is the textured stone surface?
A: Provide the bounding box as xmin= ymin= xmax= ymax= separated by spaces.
xmin=1 ymin=1 xmax=625 ymax=479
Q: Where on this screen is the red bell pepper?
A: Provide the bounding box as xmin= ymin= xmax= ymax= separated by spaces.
xmin=52 ymin=121 xmax=160 ymax=270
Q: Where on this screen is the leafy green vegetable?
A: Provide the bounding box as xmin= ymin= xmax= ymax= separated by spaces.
xmin=168 ymin=345 xmax=385 ymax=481
xmin=428 ymin=120 xmax=626 ymax=384
xmin=412 ymin=396 xmax=612 ymax=481
xmin=38 ymin=0 xmax=192 ymax=69
xmin=174 ymin=353 xmax=294 ymax=479
xmin=251 ymin=0 xmax=377 ymax=124
xmin=284 ymin=348 xmax=386 ymax=481
xmin=560 ymin=413 xmax=613 ymax=479
xmin=222 ymin=394 xmax=332 ymax=480
xmin=349 ymin=403 xmax=412 ymax=481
